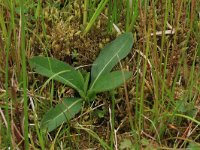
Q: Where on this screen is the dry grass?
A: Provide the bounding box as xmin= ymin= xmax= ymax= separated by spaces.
xmin=0 ymin=0 xmax=200 ymax=149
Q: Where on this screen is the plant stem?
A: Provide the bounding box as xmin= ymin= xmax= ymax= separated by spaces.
xmin=19 ymin=0 xmax=29 ymax=149
xmin=83 ymin=0 xmax=89 ymax=25
xmin=4 ymin=14 xmax=12 ymax=150
xmin=110 ymin=90 xmax=115 ymax=149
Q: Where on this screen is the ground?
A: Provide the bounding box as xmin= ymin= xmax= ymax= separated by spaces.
xmin=0 ymin=0 xmax=200 ymax=149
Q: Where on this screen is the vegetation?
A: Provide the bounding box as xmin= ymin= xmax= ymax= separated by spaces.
xmin=29 ymin=32 xmax=133 ymax=133
xmin=0 ymin=0 xmax=200 ymax=149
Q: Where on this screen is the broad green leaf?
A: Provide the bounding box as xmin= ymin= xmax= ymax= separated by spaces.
xmin=29 ymin=56 xmax=85 ymax=97
xmin=41 ymin=98 xmax=83 ymax=132
xmin=89 ymin=71 xmax=132 ymax=93
xmin=90 ymin=32 xmax=133 ymax=89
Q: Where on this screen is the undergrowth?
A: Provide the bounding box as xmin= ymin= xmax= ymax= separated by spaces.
xmin=0 ymin=0 xmax=200 ymax=149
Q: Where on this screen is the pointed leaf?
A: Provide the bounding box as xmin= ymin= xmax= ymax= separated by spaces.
xmin=29 ymin=56 xmax=85 ymax=96
xmin=84 ymin=72 xmax=90 ymax=93
xmin=89 ymin=71 xmax=132 ymax=93
xmin=41 ymin=98 xmax=83 ymax=132
xmin=90 ymin=32 xmax=133 ymax=89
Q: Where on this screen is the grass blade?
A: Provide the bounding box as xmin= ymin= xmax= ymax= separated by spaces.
xmin=83 ymin=0 xmax=109 ymax=35
xmin=19 ymin=0 xmax=29 ymax=148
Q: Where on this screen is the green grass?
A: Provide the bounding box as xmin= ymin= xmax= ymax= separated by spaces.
xmin=0 ymin=0 xmax=200 ymax=149
xmin=19 ymin=0 xmax=29 ymax=149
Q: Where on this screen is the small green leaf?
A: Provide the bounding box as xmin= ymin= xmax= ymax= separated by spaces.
xmin=141 ymin=138 xmax=149 ymax=146
xmin=89 ymin=71 xmax=132 ymax=93
xmin=84 ymin=72 xmax=90 ymax=94
xmin=176 ymin=101 xmax=197 ymax=117
xmin=87 ymin=91 xmax=96 ymax=102
xmin=94 ymin=109 xmax=106 ymax=118
xmin=119 ymin=139 xmax=134 ymax=150
xmin=187 ymin=142 xmax=200 ymax=150
xmin=41 ymin=98 xmax=83 ymax=132
xmin=90 ymin=32 xmax=133 ymax=89
xmin=29 ymin=56 xmax=85 ymax=97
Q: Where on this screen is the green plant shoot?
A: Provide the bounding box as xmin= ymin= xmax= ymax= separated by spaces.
xmin=29 ymin=32 xmax=133 ymax=132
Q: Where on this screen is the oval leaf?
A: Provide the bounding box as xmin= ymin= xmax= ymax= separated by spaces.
xmin=41 ymin=98 xmax=83 ymax=132
xmin=29 ymin=56 xmax=85 ymax=96
xmin=90 ymin=32 xmax=133 ymax=89
xmin=89 ymin=71 xmax=132 ymax=93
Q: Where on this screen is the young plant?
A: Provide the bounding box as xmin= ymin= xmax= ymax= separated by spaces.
xmin=29 ymin=32 xmax=133 ymax=132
